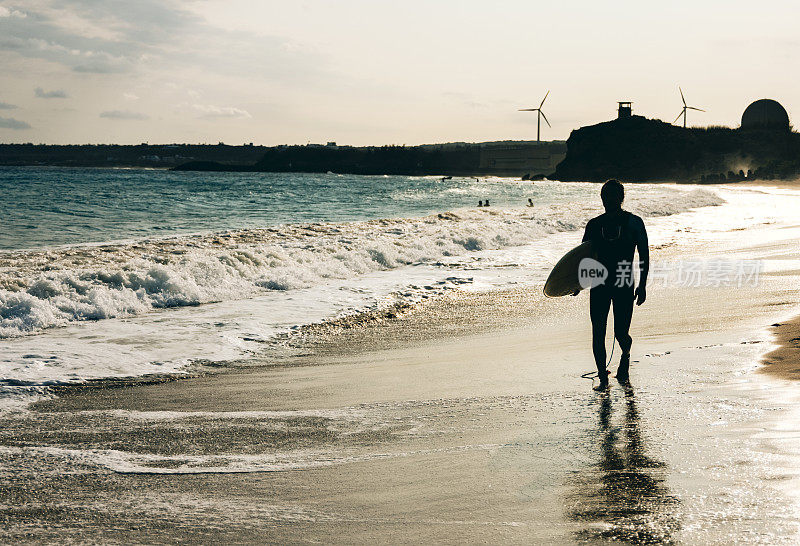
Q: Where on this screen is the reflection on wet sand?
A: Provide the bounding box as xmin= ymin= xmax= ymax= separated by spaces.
xmin=568 ymin=388 xmax=680 ymax=543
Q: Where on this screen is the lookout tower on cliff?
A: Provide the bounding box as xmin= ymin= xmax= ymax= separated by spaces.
xmin=617 ymin=102 xmax=632 ymax=119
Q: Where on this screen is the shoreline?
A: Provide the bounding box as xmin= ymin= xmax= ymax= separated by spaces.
xmin=29 ymin=278 xmax=800 ymax=413
xmin=35 ymin=268 xmax=792 ymax=411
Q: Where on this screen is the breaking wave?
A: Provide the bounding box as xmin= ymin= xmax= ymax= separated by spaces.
xmin=0 ymin=189 xmax=722 ymax=339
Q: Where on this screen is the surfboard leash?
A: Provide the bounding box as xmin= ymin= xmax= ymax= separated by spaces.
xmin=581 ymin=330 xmax=616 ymax=382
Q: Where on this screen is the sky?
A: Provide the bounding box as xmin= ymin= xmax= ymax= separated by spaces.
xmin=0 ymin=0 xmax=798 ymax=145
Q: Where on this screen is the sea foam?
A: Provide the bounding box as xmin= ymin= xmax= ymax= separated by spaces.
xmin=0 ymin=188 xmax=722 ymax=340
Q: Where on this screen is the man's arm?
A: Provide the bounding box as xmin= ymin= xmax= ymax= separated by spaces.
xmin=635 ymin=217 xmax=649 ymax=305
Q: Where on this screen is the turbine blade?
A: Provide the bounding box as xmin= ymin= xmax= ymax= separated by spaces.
xmin=539 ymin=90 xmax=550 ymax=108
xmin=680 ymin=87 xmax=686 ymax=106
xmin=540 ymin=110 xmax=551 ymax=127
xmin=518 ymin=109 xmax=538 ymax=111
xmin=687 ymin=107 xmax=705 ymax=112
xmin=673 ymin=111 xmax=684 ymax=123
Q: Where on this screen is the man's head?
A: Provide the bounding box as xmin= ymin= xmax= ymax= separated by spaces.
xmin=600 ymin=179 xmax=624 ymax=212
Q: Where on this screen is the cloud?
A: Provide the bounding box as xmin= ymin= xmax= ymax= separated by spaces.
xmin=35 ymin=87 xmax=68 ymax=98
xmin=0 ymin=6 xmax=26 ymax=18
xmin=73 ymin=60 xmax=129 ymax=73
xmin=123 ymin=93 xmax=139 ymax=101
xmin=0 ymin=1 xmax=200 ymax=74
xmin=99 ymin=109 xmax=149 ymax=120
xmin=0 ymin=1 xmax=329 ymax=86
xmin=191 ymin=103 xmax=251 ymax=119
xmin=0 ymin=102 xmax=17 ymax=109
xmin=0 ymin=117 xmax=31 ymax=129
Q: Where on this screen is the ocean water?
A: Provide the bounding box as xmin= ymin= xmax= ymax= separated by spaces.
xmin=1 ymin=167 xmax=612 ymax=250
xmin=0 ymin=167 xmax=726 ymax=409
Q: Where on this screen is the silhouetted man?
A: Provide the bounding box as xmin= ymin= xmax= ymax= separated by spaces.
xmin=581 ymin=180 xmax=649 ymax=390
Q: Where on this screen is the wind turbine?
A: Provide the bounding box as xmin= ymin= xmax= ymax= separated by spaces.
xmin=674 ymin=87 xmax=705 ymax=128
xmin=519 ymin=91 xmax=551 ymax=142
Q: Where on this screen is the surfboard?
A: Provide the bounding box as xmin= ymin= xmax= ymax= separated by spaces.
xmin=543 ymin=241 xmax=594 ymax=298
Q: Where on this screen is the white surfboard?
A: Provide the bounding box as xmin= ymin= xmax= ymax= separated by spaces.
xmin=543 ymin=241 xmax=594 ymax=298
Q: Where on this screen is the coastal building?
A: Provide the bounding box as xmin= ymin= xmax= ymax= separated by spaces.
xmin=617 ymin=102 xmax=632 ymax=119
xmin=478 ymin=141 xmax=566 ymax=177
xmin=741 ymin=99 xmax=790 ymax=131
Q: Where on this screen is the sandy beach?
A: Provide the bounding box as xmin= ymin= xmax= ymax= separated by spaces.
xmin=4 ymin=184 xmax=800 ymax=543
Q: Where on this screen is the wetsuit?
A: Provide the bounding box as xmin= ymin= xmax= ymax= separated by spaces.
xmin=582 ymin=210 xmax=649 ymax=375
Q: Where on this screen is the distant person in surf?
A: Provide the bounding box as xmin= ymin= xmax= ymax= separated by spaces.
xmin=478 ymin=200 xmax=483 ymax=207
xmin=528 ymin=198 xmax=534 ymax=207
xmin=578 ymin=179 xmax=649 ymax=390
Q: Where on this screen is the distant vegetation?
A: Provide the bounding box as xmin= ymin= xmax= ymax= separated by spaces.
xmin=0 ymin=141 xmax=564 ymax=177
xmin=170 ymin=143 xmax=482 ymax=176
xmin=174 ymin=141 xmax=565 ymax=177
xmin=249 ymin=144 xmax=482 ymax=176
xmin=0 ymin=143 xmax=267 ymax=168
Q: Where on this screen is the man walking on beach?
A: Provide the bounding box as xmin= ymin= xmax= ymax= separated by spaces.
xmin=581 ymin=180 xmax=649 ymax=390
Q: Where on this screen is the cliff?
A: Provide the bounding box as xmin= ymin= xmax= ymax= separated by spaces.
xmin=554 ymin=116 xmax=800 ymax=182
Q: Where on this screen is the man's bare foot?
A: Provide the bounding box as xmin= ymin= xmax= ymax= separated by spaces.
xmin=593 ymin=369 xmax=610 ymax=391
xmin=592 ymin=381 xmax=609 ymax=392
xmin=615 ymin=353 xmax=630 ymax=383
